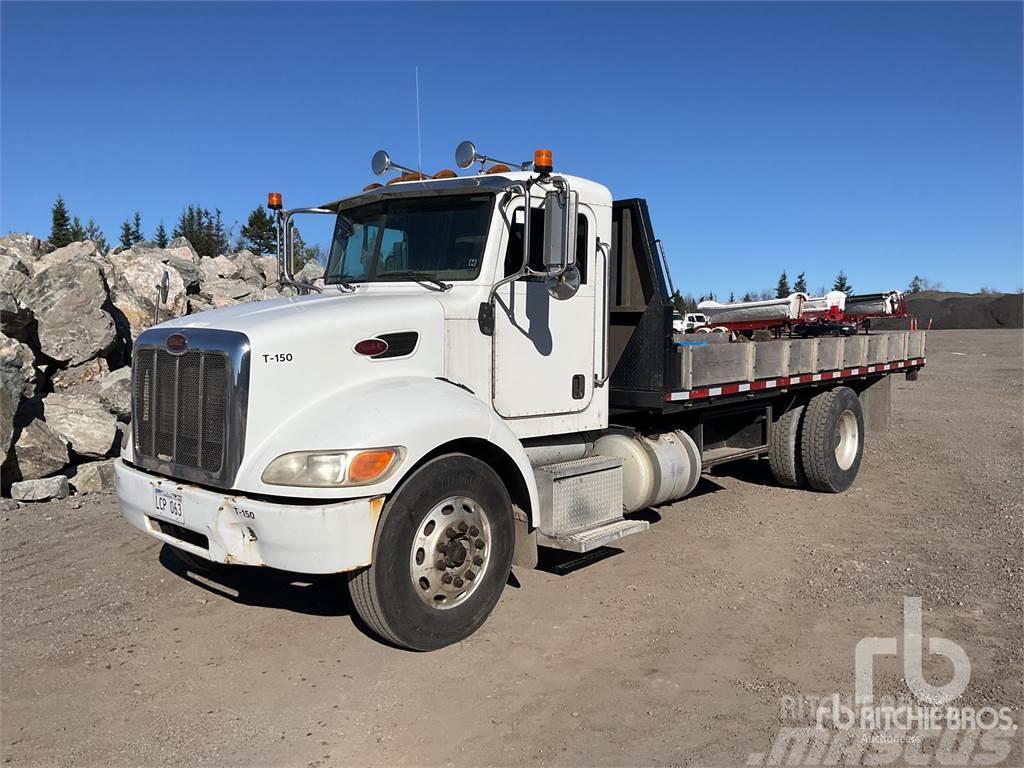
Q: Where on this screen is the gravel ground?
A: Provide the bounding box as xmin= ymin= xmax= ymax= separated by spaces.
xmin=2 ymin=329 xmax=1021 ymax=767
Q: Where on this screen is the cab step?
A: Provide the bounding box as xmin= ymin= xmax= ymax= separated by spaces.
xmin=532 ymin=455 xmax=649 ymax=552
xmin=537 ymin=518 xmax=650 ymax=553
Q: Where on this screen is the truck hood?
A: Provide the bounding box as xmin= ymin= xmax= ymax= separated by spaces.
xmin=151 ymin=290 xmax=448 ymax=483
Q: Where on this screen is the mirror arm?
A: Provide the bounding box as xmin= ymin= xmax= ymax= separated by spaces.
xmin=479 ymin=181 xmax=535 ymax=335
xmin=275 ymin=207 xmax=333 ymax=295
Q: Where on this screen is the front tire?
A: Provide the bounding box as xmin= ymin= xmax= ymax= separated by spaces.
xmin=800 ymin=386 xmax=864 ymax=492
xmin=347 ymin=454 xmax=515 ymax=651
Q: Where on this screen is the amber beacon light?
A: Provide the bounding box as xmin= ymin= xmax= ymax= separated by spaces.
xmin=533 ymin=149 xmax=553 ymax=174
xmin=267 ymin=191 xmax=283 ymax=210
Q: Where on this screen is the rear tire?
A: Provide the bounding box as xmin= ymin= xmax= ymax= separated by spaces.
xmin=768 ymin=403 xmax=807 ymax=488
xmin=347 ymin=454 xmax=514 ymax=651
xmin=800 ymin=387 xmax=864 ymax=492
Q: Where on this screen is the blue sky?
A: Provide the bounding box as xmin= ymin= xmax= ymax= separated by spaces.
xmin=2 ymin=1 xmax=1021 ymax=297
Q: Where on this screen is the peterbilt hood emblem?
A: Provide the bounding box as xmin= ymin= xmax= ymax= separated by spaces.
xmin=165 ymin=333 xmax=188 ymax=354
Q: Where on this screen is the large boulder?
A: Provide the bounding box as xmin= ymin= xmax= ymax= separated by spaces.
xmin=13 ymin=419 xmax=70 ymax=479
xmin=96 ymin=367 xmax=132 ymax=421
xmin=254 ymin=255 xmax=279 ymax=285
xmin=51 ymin=357 xmax=109 ymax=391
xmin=18 ymin=260 xmax=117 ymax=365
xmin=201 ymin=278 xmax=252 ymax=302
xmin=104 ymin=252 xmax=187 ymax=339
xmin=0 ymin=387 xmax=13 ymax=457
xmin=11 ymin=475 xmax=69 ymax=502
xmin=33 ymin=241 xmax=101 ymax=274
xmin=0 ymin=333 xmax=36 ymax=400
xmin=166 ymin=236 xmax=199 ymax=264
xmin=296 ymin=260 xmax=325 ymax=286
xmin=0 ymin=288 xmax=34 ymax=341
xmin=44 ymin=392 xmax=119 ymax=459
xmin=161 ymin=254 xmax=204 ymax=292
xmin=0 ymin=234 xmax=51 ymax=275
xmin=71 ymin=460 xmax=116 ymax=494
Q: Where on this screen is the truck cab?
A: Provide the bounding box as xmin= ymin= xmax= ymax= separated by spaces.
xmin=116 ymin=143 xmax=921 ymax=650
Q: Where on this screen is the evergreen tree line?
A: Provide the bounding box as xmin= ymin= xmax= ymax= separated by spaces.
xmin=47 ymin=195 xmax=319 ymax=266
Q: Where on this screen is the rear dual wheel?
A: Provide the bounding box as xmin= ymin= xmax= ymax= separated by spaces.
xmin=769 ymin=386 xmax=864 ymax=493
xmin=347 ymin=454 xmax=514 ymax=651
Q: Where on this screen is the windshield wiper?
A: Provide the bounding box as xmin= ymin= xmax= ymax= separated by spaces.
xmin=379 ymin=271 xmax=452 ymax=292
xmin=324 ymin=274 xmax=357 ymax=292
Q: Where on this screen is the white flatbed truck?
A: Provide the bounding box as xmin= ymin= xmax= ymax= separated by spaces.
xmin=115 ymin=143 xmax=926 ymax=650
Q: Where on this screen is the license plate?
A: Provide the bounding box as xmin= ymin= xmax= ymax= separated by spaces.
xmin=153 ymin=488 xmax=183 ymax=524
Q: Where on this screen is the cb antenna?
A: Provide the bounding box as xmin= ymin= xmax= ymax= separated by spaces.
xmin=415 ymin=66 xmax=422 ymax=173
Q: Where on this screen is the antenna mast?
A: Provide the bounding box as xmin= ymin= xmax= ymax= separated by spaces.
xmin=415 ymin=66 xmax=423 ymax=173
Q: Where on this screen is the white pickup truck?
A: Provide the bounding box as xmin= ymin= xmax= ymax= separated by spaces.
xmin=116 ymin=142 xmax=925 ymax=650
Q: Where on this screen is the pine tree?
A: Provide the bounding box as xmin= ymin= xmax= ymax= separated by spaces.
xmin=741 ymin=292 xmax=753 ymax=302
xmin=291 ymin=226 xmax=308 ymax=271
xmin=50 ymin=195 xmax=72 ymax=248
xmin=793 ymin=272 xmax=808 ymax=294
xmin=775 ymin=271 xmax=790 ymax=298
xmin=238 ymin=206 xmax=278 ymax=255
xmin=833 ymin=271 xmax=853 ymax=295
xmin=68 ymin=216 xmax=86 ymax=242
xmin=154 ymin=222 xmax=168 ymax=248
xmin=670 ymin=289 xmax=684 ymax=312
xmin=83 ymin=218 xmax=107 ymax=252
xmin=130 ymin=211 xmax=143 ymax=244
xmin=119 ymin=219 xmax=135 ymax=249
xmin=728 ymin=291 xmax=735 ymax=302
xmin=908 ymin=275 xmax=923 ymax=294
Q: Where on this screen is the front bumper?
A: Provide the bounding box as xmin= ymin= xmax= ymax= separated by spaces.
xmin=114 ymin=459 xmax=383 ymax=573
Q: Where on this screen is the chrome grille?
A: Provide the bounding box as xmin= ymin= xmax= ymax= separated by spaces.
xmin=134 ymin=349 xmax=228 ymax=474
xmin=131 ymin=328 xmax=250 ymax=489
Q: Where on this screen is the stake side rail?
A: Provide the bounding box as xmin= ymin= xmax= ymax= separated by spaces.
xmin=662 ymin=356 xmax=926 ymax=411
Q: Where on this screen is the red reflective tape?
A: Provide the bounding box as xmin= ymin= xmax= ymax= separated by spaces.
xmin=777 ymin=377 xmax=791 ymax=386
xmin=721 ymin=383 xmax=741 ymax=395
xmin=750 ymin=380 xmax=767 ymax=390
xmin=690 ymin=388 xmax=710 ymax=399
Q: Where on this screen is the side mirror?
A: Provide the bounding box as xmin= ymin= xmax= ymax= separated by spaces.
xmin=371 ymin=150 xmax=392 ymax=176
xmin=455 ymin=141 xmax=479 ymax=169
xmin=541 ymin=189 xmax=577 ymax=272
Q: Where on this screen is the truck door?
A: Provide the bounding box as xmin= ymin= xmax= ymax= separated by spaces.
xmin=491 ymin=202 xmax=596 ymax=418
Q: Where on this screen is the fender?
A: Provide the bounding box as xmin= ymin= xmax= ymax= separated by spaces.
xmin=236 ymin=375 xmax=539 ymax=519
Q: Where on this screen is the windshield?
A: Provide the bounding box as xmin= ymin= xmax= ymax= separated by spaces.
xmin=325 ymin=194 xmax=494 ymax=285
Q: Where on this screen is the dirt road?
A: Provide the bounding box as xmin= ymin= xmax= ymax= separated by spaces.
xmin=2 ymin=330 xmax=1021 ymax=767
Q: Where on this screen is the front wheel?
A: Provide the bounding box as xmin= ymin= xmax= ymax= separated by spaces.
xmin=347 ymin=454 xmax=515 ymax=651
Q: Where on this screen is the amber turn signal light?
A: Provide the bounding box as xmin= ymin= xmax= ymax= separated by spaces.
xmin=348 ymin=449 xmax=400 ymax=485
xmin=267 ymin=192 xmax=283 ymax=210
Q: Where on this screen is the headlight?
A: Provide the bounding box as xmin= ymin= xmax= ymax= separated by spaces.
xmin=261 ymin=448 xmax=403 ymax=487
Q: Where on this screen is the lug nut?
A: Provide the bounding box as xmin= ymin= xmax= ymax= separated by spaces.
xmin=453 ymin=577 xmax=464 ymax=588
xmin=465 ymin=571 xmax=475 ymax=581
xmin=473 ymin=555 xmax=483 ymax=566
xmin=436 ymin=560 xmax=447 ymax=571
xmin=436 ymin=541 xmax=448 ymax=553
xmin=457 ymin=521 xmax=469 ymax=533
xmin=468 ymin=526 xmax=479 ymax=536
xmin=446 ymin=526 xmax=458 ymax=538
xmin=475 ymin=539 xmax=484 ymax=548
xmin=442 ymin=573 xmax=453 ymax=584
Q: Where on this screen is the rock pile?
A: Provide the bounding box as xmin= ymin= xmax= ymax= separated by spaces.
xmin=0 ymin=233 xmax=301 ymax=500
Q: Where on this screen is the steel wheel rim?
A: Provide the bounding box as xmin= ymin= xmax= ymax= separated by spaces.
xmin=835 ymin=409 xmax=859 ymax=470
xmin=410 ymin=496 xmax=492 ymax=610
